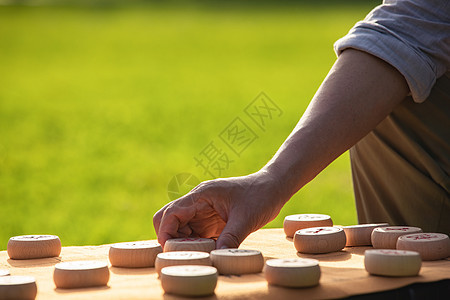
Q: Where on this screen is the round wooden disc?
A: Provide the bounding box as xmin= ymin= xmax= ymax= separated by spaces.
xmin=163 ymin=238 xmax=216 ymax=253
xmin=364 ymin=249 xmax=421 ymax=277
xmin=210 ymin=249 xmax=264 ymax=275
xmin=109 ymin=241 xmax=163 ymax=268
xmin=371 ymin=226 xmax=422 ymax=249
xmin=155 ymin=251 xmax=212 ymax=275
xmin=160 ymin=265 xmax=218 ymax=297
xmin=0 ymin=269 xmax=10 ymax=277
xmin=264 ymin=258 xmax=321 ymax=288
xmin=283 ymin=214 xmax=333 ymax=238
xmin=7 ymin=235 xmax=61 ymax=260
xmin=396 ymin=233 xmax=450 ymax=261
xmin=294 ymin=227 xmax=346 ymax=254
xmin=0 ymin=275 xmax=37 ymax=300
xmin=343 ymin=223 xmax=389 ymax=246
xmin=53 ymin=261 xmax=110 ymax=289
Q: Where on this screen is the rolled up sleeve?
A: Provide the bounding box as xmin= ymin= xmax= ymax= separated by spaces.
xmin=334 ymin=0 xmax=450 ymax=103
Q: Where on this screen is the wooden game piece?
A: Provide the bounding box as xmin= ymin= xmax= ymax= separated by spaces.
xmin=364 ymin=249 xmax=421 ymax=277
xmin=160 ymin=265 xmax=218 ymax=297
xmin=283 ymin=214 xmax=333 ymax=238
xmin=396 ymin=233 xmax=450 ymax=261
xmin=343 ymin=223 xmax=389 ymax=246
xmin=294 ymin=227 xmax=346 ymax=254
xmin=164 ymin=238 xmax=216 ymax=253
xmin=109 ymin=241 xmax=163 ymax=268
xmin=0 ymin=269 xmax=10 ymax=277
xmin=155 ymin=251 xmax=212 ymax=275
xmin=371 ymin=226 xmax=422 ymax=249
xmin=53 ymin=261 xmax=110 ymax=289
xmin=210 ymin=249 xmax=264 ymax=275
xmin=0 ymin=275 xmax=37 ymax=300
xmin=7 ymin=235 xmax=61 ymax=260
xmin=264 ymin=258 xmax=321 ymax=288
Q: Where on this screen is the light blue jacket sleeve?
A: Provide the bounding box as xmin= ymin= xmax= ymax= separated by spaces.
xmin=334 ymin=0 xmax=450 ymax=103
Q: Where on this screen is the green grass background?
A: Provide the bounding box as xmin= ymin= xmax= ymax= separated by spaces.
xmin=0 ymin=0 xmax=379 ymax=248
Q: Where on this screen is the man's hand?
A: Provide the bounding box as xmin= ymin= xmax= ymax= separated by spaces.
xmin=153 ymin=171 xmax=288 ymax=249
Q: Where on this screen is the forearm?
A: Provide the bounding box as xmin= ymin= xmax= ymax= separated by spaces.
xmin=262 ymin=49 xmax=409 ymax=202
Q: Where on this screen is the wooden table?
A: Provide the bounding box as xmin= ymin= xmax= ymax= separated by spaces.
xmin=1 ymin=228 xmax=449 ymax=299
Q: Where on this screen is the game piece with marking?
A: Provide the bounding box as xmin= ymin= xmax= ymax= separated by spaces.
xmin=155 ymin=251 xmax=212 ymax=275
xmin=210 ymin=249 xmax=264 ymax=275
xmin=53 ymin=261 xmax=110 ymax=289
xmin=160 ymin=265 xmax=218 ymax=297
xmin=364 ymin=249 xmax=421 ymax=277
xmin=164 ymin=238 xmax=216 ymax=253
xmin=343 ymin=223 xmax=389 ymax=246
xmin=7 ymin=235 xmax=61 ymax=260
xmin=284 ymin=214 xmax=333 ymax=238
xmin=294 ymin=227 xmax=346 ymax=254
xmin=396 ymin=233 xmax=450 ymax=261
xmin=0 ymin=275 xmax=37 ymax=300
xmin=109 ymin=241 xmax=162 ymax=268
xmin=0 ymin=269 xmax=10 ymax=277
xmin=371 ymin=226 xmax=422 ymax=249
xmin=264 ymin=258 xmax=321 ymax=288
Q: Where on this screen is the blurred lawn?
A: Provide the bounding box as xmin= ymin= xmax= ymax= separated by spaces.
xmin=0 ymin=1 xmax=378 ymax=247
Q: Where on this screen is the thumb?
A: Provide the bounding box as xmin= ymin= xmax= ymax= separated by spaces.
xmin=216 ymin=215 xmax=251 ymax=249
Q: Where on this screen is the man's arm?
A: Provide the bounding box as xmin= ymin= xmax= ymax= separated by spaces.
xmin=153 ymin=49 xmax=409 ymax=249
xmin=263 ymin=49 xmax=409 ymax=200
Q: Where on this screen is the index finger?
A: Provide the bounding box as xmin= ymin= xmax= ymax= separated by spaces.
xmin=156 ymin=197 xmax=196 ymax=246
xmin=153 ymin=202 xmax=173 ymax=236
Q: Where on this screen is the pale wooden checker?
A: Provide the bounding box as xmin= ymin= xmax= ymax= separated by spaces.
xmin=164 ymin=238 xmax=216 ymax=253
xmin=264 ymin=258 xmax=321 ymax=288
xmin=7 ymin=235 xmax=61 ymax=260
xmin=160 ymin=265 xmax=218 ymax=297
xmin=0 ymin=269 xmax=10 ymax=277
xmin=343 ymin=223 xmax=389 ymax=246
xmin=283 ymin=214 xmax=333 ymax=238
xmin=396 ymin=233 xmax=450 ymax=261
xmin=53 ymin=260 xmax=110 ymax=289
xmin=294 ymin=227 xmax=346 ymax=254
xmin=364 ymin=249 xmax=421 ymax=277
xmin=371 ymin=226 xmax=422 ymax=249
xmin=155 ymin=251 xmax=212 ymax=275
xmin=109 ymin=241 xmax=163 ymax=268
xmin=0 ymin=275 xmax=37 ymax=300
xmin=210 ymin=249 xmax=264 ymax=275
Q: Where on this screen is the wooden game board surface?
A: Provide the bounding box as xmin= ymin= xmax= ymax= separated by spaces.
xmin=1 ymin=228 xmax=449 ymax=299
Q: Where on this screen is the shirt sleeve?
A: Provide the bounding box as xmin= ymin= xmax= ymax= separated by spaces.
xmin=334 ymin=0 xmax=450 ymax=103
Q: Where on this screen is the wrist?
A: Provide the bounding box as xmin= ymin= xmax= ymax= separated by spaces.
xmin=255 ymin=166 xmax=295 ymax=207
